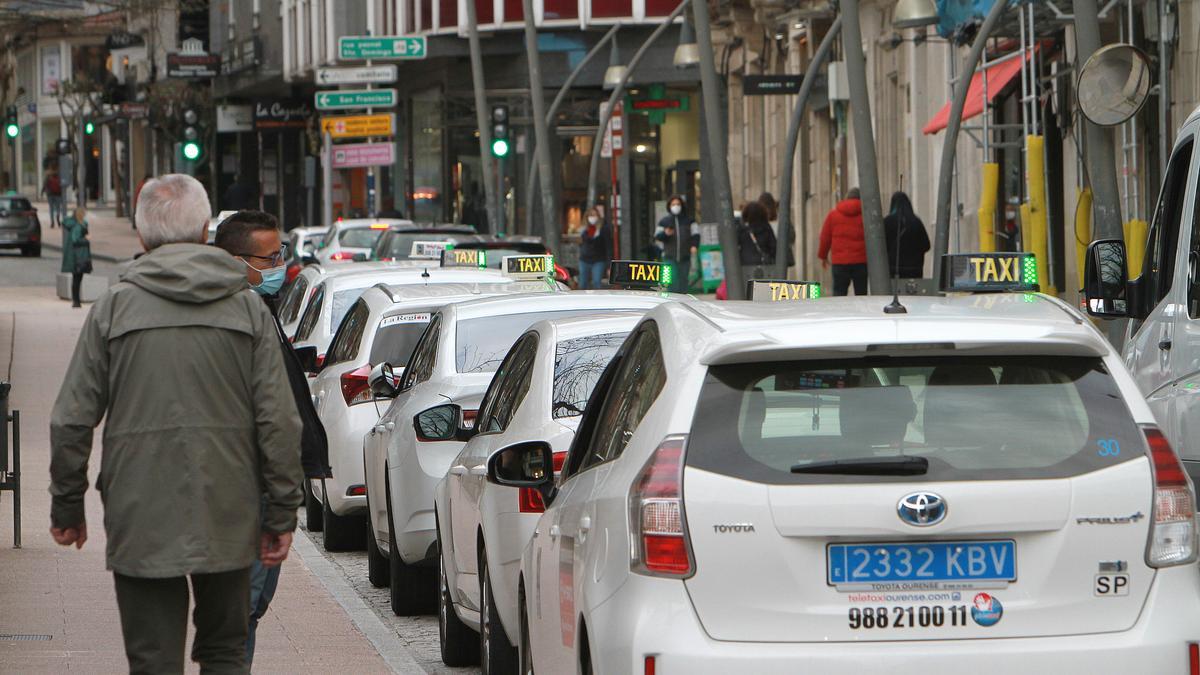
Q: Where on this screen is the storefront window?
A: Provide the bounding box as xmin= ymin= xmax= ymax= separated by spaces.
xmin=412 ymin=89 xmax=443 ymax=223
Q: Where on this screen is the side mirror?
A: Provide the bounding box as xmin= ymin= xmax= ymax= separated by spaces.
xmin=369 ymin=363 xmax=402 ymax=399
xmin=294 ymin=345 xmax=320 ymax=374
xmin=486 ymin=441 xmax=556 ymax=504
xmin=352 ymin=252 xmax=368 ymax=262
xmin=414 ymin=403 xmax=461 ymax=442
xmin=1083 ymin=239 xmax=1129 ymax=318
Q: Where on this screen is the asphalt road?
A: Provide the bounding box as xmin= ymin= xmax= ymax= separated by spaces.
xmin=0 ymin=248 xmax=121 ymax=289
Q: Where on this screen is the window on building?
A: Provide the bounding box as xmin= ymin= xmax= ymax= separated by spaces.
xmin=420 ymin=0 xmax=432 ymax=30
xmin=503 ymin=0 xmax=523 ymax=22
xmin=474 ymin=0 xmax=494 ymax=23
xmin=591 ymin=0 xmax=632 ymax=18
xmin=543 ymin=0 xmax=577 ymax=19
xmin=439 ymin=0 xmax=456 ymax=27
xmin=644 ymin=0 xmax=676 ymax=16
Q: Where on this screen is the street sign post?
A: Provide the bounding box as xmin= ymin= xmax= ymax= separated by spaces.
xmin=338 ymin=36 xmax=427 ymax=60
xmin=314 ymin=89 xmax=398 ymax=111
xmin=320 ymin=113 xmax=395 ymax=139
xmin=316 ymin=65 xmax=398 ymax=85
xmin=331 ymin=142 xmax=396 ymax=169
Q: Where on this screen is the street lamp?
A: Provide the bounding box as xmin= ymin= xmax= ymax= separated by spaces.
xmin=674 ymin=15 xmax=700 ymax=68
xmin=603 ymin=36 xmax=628 ymax=90
xmin=893 ymin=0 xmax=939 ymax=29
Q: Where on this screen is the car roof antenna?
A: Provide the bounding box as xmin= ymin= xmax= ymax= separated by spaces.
xmin=883 ymin=207 xmax=907 ymax=315
xmin=422 ymin=266 xmax=431 ymax=278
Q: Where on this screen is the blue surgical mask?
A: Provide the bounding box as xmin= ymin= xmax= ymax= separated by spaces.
xmin=242 ymin=259 xmax=287 ymax=296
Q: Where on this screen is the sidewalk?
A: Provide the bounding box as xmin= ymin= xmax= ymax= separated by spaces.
xmin=0 ymin=289 xmax=395 ymax=673
xmin=33 ymin=201 xmax=143 ymax=263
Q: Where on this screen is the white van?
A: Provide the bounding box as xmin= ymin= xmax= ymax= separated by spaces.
xmin=1083 ymin=103 xmax=1200 ymax=483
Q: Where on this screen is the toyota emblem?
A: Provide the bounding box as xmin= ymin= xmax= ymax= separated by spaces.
xmin=897 ymin=492 xmax=947 ymax=527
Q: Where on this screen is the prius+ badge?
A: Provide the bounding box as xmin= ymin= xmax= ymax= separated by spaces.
xmin=897 ymin=492 xmax=947 ymax=527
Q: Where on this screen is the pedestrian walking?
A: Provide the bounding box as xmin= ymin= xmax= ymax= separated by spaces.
xmin=214 ymin=210 xmax=332 ymax=667
xmin=738 ymin=200 xmax=777 ymax=277
xmin=60 ymin=207 xmax=92 ymax=308
xmin=655 ymin=195 xmax=699 ymax=293
xmin=49 ymin=174 xmax=303 ymax=675
xmin=883 ymin=191 xmax=931 ymax=279
xmin=578 ymin=206 xmax=612 ymax=289
xmin=818 ymin=187 xmax=868 ymax=296
xmin=43 ymin=168 xmax=64 ymax=228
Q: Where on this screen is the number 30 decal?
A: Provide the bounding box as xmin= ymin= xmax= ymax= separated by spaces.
xmin=1097 ymin=439 xmax=1121 ymax=457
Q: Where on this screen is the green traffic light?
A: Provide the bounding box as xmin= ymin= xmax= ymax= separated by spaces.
xmin=491 ymin=138 xmax=509 ymax=157
xmin=182 ymin=141 xmax=201 ymax=161
xmin=4 ymin=123 xmax=17 ymax=139
xmin=84 ymin=121 xmax=95 ymax=135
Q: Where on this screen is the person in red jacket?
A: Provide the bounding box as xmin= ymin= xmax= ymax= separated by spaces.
xmin=818 ymin=187 xmax=867 ymax=295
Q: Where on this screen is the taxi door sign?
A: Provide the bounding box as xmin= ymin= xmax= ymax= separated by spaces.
xmin=410 ymin=240 xmax=450 ymax=259
xmin=609 ymin=260 xmax=672 ymax=288
xmin=441 ymin=248 xmax=487 ymax=268
xmin=503 ymin=254 xmax=553 ymax=280
xmin=941 ymin=252 xmax=1039 ymax=292
xmin=747 ymin=279 xmax=821 ymax=302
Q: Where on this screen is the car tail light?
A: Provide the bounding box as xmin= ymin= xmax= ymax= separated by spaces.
xmin=330 ymin=250 xmax=356 ymax=261
xmin=286 ymin=263 xmax=301 ymax=283
xmin=518 ymin=451 xmax=567 ymax=513
xmin=1190 ymin=643 xmax=1199 ymax=675
xmin=461 ymin=409 xmax=478 ymax=429
xmin=645 ymin=655 xmax=656 ymax=675
xmin=316 ymin=353 xmax=326 ymax=369
xmin=346 ymin=485 xmax=366 ymax=496
xmin=628 ymin=435 xmax=693 ymax=577
xmin=340 ymin=364 xmax=373 ymax=405
xmin=1143 ymin=426 xmax=1197 ymax=567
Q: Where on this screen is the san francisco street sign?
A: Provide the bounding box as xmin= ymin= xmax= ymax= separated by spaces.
xmin=314 ymin=88 xmax=397 ymax=111
xmin=320 ymin=113 xmax=395 ymax=139
xmin=339 ymin=36 xmax=427 ymax=60
xmin=316 ymin=65 xmax=398 ymax=86
xmin=331 ymin=142 xmax=396 ymax=169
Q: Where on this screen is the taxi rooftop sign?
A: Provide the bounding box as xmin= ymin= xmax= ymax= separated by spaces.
xmin=941 ymin=252 xmax=1038 ymax=292
xmin=503 ymin=254 xmax=553 ymax=280
xmin=441 ymin=248 xmax=487 ymax=268
xmin=609 ymin=260 xmax=672 ymax=288
xmin=748 ymin=279 xmax=821 ymax=302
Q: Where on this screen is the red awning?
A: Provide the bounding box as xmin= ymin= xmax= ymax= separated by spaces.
xmin=922 ymin=47 xmax=1035 ymax=135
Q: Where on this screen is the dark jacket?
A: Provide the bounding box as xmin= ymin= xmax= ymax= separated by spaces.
xmin=655 ymin=214 xmax=700 ymax=263
xmin=579 ymin=221 xmax=612 ymax=263
xmin=883 ymin=213 xmax=932 ymax=278
xmin=818 ymin=199 xmax=866 ymax=265
xmin=266 ymin=297 xmax=332 ymax=479
xmin=738 ymin=220 xmax=777 ymax=266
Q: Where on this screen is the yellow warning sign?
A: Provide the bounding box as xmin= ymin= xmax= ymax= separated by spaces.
xmin=319 ymin=113 xmax=395 ymax=139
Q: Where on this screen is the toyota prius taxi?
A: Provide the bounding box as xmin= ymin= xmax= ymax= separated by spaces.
xmin=490 ymin=255 xmax=1200 ymax=674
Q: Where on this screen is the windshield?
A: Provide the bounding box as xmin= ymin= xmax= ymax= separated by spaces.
xmin=552 ymin=332 xmax=628 ymax=418
xmin=368 ymin=312 xmax=433 ymax=366
xmin=339 ymin=227 xmax=385 ymax=249
xmin=687 ymin=356 xmax=1143 ymax=484
xmin=456 ymin=309 xmax=604 ymax=374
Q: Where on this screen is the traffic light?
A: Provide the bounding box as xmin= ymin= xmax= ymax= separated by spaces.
xmin=490 ymin=104 xmax=509 ymax=158
xmin=84 ymin=120 xmax=95 ymax=135
xmin=181 ymin=108 xmax=202 ymax=161
xmin=4 ymin=106 xmax=17 ymax=140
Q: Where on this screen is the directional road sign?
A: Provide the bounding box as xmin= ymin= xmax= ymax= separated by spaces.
xmin=331 ymin=142 xmax=396 ymax=169
xmin=314 ymin=88 xmax=397 ymax=111
xmin=316 ymin=65 xmax=398 ymax=86
xmin=339 ymin=36 xmax=427 ymax=60
xmin=320 ymin=113 xmax=395 ymax=139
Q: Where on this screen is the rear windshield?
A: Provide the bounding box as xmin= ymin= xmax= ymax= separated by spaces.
xmin=456 ymin=309 xmax=606 ymax=374
xmin=339 ymin=227 xmax=384 ymax=249
xmin=0 ymin=197 xmax=33 ymax=212
xmin=552 ymin=332 xmax=628 ymax=418
xmin=368 ymin=313 xmax=432 ymax=366
xmin=688 ymin=356 xmax=1143 ymax=484
xmin=376 ymin=232 xmax=462 ymax=260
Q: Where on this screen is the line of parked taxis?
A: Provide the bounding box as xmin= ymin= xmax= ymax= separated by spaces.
xmin=281 ymin=229 xmax=1200 ymax=674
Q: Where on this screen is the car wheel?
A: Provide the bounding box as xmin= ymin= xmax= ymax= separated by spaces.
xmin=303 ymin=479 xmax=323 ymax=532
xmin=387 ymin=483 xmax=436 ymax=615
xmin=321 ymin=482 xmax=366 ymax=552
xmin=438 ymin=534 xmax=479 ymax=666
xmin=479 ymin=546 xmax=518 ymax=675
xmin=366 ymin=494 xmax=389 ymax=588
xmin=518 ymin=582 xmax=534 ymax=675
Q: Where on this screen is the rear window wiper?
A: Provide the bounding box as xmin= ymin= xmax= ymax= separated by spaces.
xmin=790 ymin=456 xmax=929 ymax=476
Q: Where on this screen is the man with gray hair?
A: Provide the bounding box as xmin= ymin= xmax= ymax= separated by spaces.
xmin=48 ymin=174 xmax=303 ymax=674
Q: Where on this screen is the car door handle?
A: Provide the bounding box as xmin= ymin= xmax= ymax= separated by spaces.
xmin=549 ymin=524 xmax=561 ymax=538
xmin=579 ymin=516 xmax=591 ymax=533
xmin=373 ymin=424 xmax=385 ymax=434
xmin=449 ymin=465 xmax=467 ymax=476
xmin=1159 ymin=339 xmax=1173 ymax=351
xmin=385 ymin=422 xmax=395 ymax=431
xmin=469 ymin=466 xmax=487 ymax=477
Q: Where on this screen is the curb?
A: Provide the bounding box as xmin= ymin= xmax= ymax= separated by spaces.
xmin=41 ymin=242 xmax=125 ymax=264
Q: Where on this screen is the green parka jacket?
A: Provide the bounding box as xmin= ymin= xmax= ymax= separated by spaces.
xmin=49 ymin=243 xmax=303 ymax=578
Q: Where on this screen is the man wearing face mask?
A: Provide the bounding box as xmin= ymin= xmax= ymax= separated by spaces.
xmin=654 ymin=195 xmax=699 ymax=293
xmin=214 ymin=210 xmax=331 ymax=667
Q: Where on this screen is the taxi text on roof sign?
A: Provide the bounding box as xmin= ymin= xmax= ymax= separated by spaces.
xmin=747 ymin=279 xmax=822 ymax=302
xmin=410 ymin=240 xmax=450 ymax=259
xmin=609 ymin=260 xmax=673 ymax=288
xmin=503 ymin=254 xmax=554 ymax=280
xmin=941 ymin=252 xmax=1039 ymax=293
xmin=441 ymin=248 xmax=487 ymax=268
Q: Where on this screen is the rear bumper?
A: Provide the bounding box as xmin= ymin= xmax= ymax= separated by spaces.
xmin=588 ymin=568 xmax=1200 ymax=674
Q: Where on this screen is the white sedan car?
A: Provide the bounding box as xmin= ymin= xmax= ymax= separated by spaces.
xmin=306 ymin=281 xmax=557 ymax=551
xmin=498 ymin=284 xmax=1200 ymax=674
xmin=314 ymin=218 xmax=411 ymax=264
xmin=364 ymin=291 xmax=681 ymax=617
xmin=434 ymin=313 xmax=641 ymax=669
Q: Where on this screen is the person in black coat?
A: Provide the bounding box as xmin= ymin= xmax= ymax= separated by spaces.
xmin=578 ymin=206 xmax=612 ymax=289
xmin=738 ymin=200 xmax=777 ymax=273
xmin=655 ymin=195 xmax=699 ymax=293
xmin=883 ymin=191 xmax=931 ymax=278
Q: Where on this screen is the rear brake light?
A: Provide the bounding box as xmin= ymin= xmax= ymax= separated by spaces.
xmin=330 ymin=251 xmax=356 ymax=261
xmin=346 ymin=484 xmax=366 ymax=496
xmin=645 ymin=655 xmax=656 ymax=675
xmin=518 ymin=451 xmax=567 ymax=513
xmin=461 ymin=409 xmax=478 ymax=429
xmin=629 ymin=435 xmax=693 ymax=577
xmin=316 ymin=353 xmax=326 ymax=369
xmin=1190 ymin=643 xmax=1199 ymax=675
xmin=1143 ymin=426 xmax=1197 ymax=567
xmin=340 ymin=364 xmax=373 ymax=405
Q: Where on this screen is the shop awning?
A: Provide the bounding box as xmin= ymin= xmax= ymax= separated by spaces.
xmin=922 ymin=47 xmax=1033 ymax=135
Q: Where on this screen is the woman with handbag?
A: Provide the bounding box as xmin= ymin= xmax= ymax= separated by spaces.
xmin=737 ymin=200 xmax=777 ymax=278
xmin=61 ymin=207 xmax=93 ymax=308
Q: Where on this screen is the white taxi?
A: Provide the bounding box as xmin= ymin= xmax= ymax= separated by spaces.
xmin=493 ymin=258 xmax=1200 ymax=674
xmin=433 ymin=312 xmax=642 ymax=670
